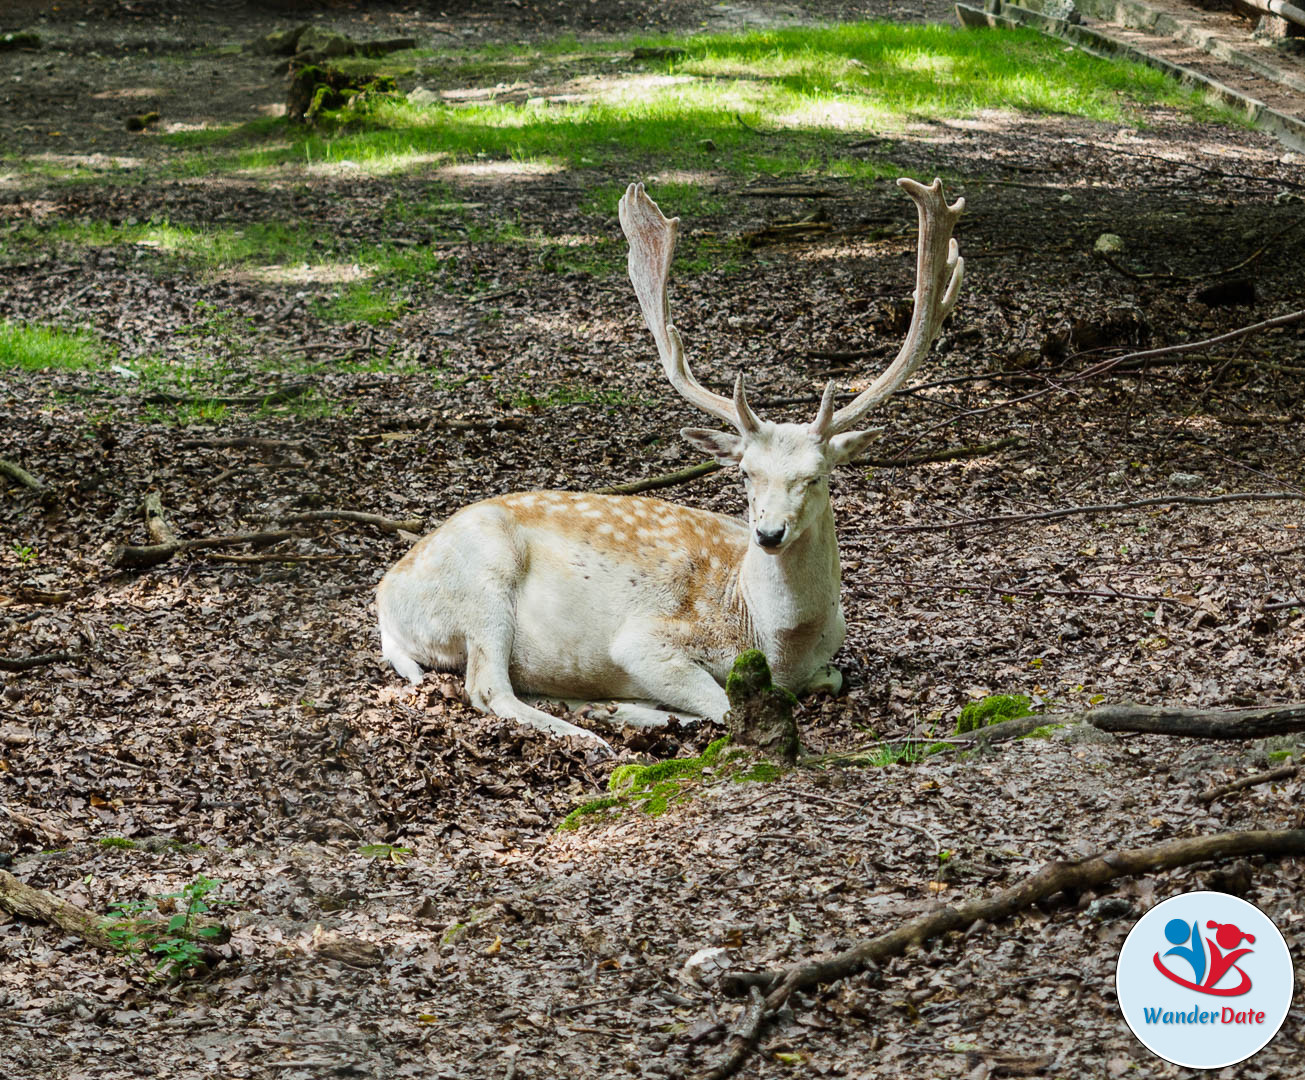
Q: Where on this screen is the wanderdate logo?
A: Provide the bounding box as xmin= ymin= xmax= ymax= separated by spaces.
xmin=1117 ymin=892 xmax=1293 ymax=1069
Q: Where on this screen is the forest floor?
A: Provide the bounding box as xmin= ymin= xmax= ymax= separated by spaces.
xmin=1 ymin=2 xmax=1304 ymax=1078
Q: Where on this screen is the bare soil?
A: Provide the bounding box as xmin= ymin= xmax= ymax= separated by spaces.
xmin=1 ymin=3 xmax=1304 ymax=1079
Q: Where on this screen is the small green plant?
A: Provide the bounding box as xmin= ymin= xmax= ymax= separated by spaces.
xmin=358 ymin=842 xmax=414 ymax=863
xmin=954 ymin=693 xmax=1032 ymax=735
xmin=12 ymin=542 xmax=37 ymax=563
xmin=103 ymin=876 xmax=227 ymax=981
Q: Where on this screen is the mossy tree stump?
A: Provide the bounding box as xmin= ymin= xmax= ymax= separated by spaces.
xmin=725 ymin=650 xmax=799 ymax=764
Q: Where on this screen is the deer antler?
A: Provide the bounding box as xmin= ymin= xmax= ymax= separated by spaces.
xmin=815 ymin=177 xmax=965 ymax=438
xmin=620 ymin=182 xmax=760 ymax=434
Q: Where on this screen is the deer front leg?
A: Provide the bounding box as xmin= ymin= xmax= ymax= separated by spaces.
xmin=610 ymin=626 xmax=730 ymax=723
xmin=803 ymin=664 xmax=843 ymax=695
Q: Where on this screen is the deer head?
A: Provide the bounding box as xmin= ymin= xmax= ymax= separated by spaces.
xmin=620 ymin=177 xmax=965 ymax=554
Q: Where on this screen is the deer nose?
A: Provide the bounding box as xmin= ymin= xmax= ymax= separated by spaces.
xmin=755 ymin=525 xmax=786 ymax=549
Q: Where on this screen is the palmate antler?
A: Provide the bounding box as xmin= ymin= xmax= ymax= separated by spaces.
xmin=619 ymin=182 xmax=760 ymax=434
xmin=621 ymin=177 xmax=963 ymax=436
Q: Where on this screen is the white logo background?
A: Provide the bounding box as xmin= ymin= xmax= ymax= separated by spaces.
xmin=1116 ymin=891 xmax=1294 ymax=1069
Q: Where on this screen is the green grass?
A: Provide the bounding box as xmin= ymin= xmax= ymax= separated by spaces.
xmin=0 ymin=321 xmax=104 ymax=371
xmin=215 ymin=22 xmax=1242 ymax=182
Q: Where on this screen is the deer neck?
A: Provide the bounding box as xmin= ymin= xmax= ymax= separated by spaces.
xmin=739 ymin=502 xmax=840 ymax=658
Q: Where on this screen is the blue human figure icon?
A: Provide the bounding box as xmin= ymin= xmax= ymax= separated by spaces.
xmin=1163 ymin=918 xmax=1207 ymax=985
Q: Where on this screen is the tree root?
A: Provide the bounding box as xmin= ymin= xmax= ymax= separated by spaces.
xmin=702 ymin=829 xmax=1305 ymax=1080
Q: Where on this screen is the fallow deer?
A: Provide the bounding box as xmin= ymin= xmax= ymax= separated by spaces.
xmin=377 ymin=177 xmax=964 ymax=749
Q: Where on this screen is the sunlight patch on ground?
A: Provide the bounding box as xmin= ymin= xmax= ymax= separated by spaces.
xmin=223 ymin=262 xmax=372 ymax=286
xmin=435 ymin=159 xmax=565 ymax=180
xmin=90 ymin=86 xmax=166 ymax=100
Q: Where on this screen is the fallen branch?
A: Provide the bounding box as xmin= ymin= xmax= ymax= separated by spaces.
xmin=704 ymin=829 xmax=1305 ymax=1079
xmin=856 ymin=435 xmax=1024 ymax=468
xmin=143 ymin=383 xmax=311 ymax=407
xmin=0 ymin=458 xmax=46 ymax=492
xmin=952 ymin=702 xmax=1305 ymax=749
xmin=0 ymin=650 xmax=76 ymax=673
xmin=280 ymin=510 xmax=423 ymax=533
xmin=1198 ymin=764 xmax=1300 ymax=804
xmin=111 ymin=530 xmax=297 ymax=570
xmin=892 ymin=490 xmax=1305 ymax=532
xmin=177 ymin=437 xmax=315 ymax=456
xmin=0 ymin=867 xmax=228 ymax=953
xmin=595 ymin=438 xmax=1023 ymax=498
xmin=594 ymin=461 xmax=721 ymax=496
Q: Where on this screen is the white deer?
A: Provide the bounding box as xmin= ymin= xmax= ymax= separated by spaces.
xmin=377 ymin=177 xmax=963 ymax=748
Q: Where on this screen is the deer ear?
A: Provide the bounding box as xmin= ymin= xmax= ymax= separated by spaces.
xmin=681 ymin=427 xmax=744 ymax=464
xmin=827 ymin=429 xmax=878 ymax=464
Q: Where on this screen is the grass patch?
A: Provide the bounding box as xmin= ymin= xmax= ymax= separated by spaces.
xmin=315 ymin=282 xmax=408 ymax=325
xmin=211 ymin=22 xmax=1243 ymax=183
xmin=502 ymin=381 xmax=649 ymax=410
xmin=0 ymin=321 xmax=104 ymax=371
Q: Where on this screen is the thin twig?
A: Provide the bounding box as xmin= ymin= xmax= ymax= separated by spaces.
xmin=1198 ymin=764 xmax=1299 ymax=804
xmin=280 ymin=510 xmax=423 ymax=533
xmin=891 ymin=490 xmax=1305 ymax=533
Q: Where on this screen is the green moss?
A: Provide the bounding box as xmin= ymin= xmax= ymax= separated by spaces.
xmin=557 ymin=794 xmax=625 ymax=831
xmin=98 ymin=837 xmax=137 ymax=849
xmin=1019 ymin=723 xmax=1065 ymax=740
xmin=559 ymin=737 xmax=733 ymax=830
xmin=955 ymin=693 xmax=1032 ymax=735
xmin=734 ymin=761 xmax=784 ymax=783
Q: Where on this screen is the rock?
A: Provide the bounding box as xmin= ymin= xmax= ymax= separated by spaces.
xmin=407 ymin=87 xmax=440 ymax=106
xmin=297 ymin=26 xmax=355 ymax=60
xmin=1043 ymin=0 xmax=1083 ymax=23
xmin=1093 ymin=233 xmax=1124 ymax=255
xmin=1167 ymin=471 xmax=1203 ymax=489
xmin=1086 ymin=896 xmax=1135 ymax=921
xmin=681 ymin=946 xmax=734 ymax=986
xmin=724 ymin=650 xmax=798 ymax=764
xmin=246 ymin=24 xmax=308 ymax=56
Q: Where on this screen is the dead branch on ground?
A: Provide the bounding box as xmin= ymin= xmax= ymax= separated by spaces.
xmin=0 ymin=650 xmax=77 ymax=673
xmin=0 ymin=458 xmax=46 ymax=492
xmin=702 ymin=829 xmax=1305 ymax=1080
xmin=177 ymin=437 xmax=315 ymax=456
xmin=949 ymin=702 xmax=1305 ymax=749
xmin=280 ymin=509 xmax=423 ymax=533
xmin=0 ymin=868 xmax=228 ymax=953
xmin=111 ymin=530 xmax=298 ymax=570
xmin=1198 ymin=764 xmax=1300 ymax=804
xmin=596 ymin=439 xmax=1023 ymax=497
xmin=142 ymin=383 xmax=311 ymax=407
xmin=892 ymin=490 xmax=1305 ymax=533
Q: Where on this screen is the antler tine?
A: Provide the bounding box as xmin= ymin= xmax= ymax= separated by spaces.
xmin=827 ymin=177 xmax=965 ymax=435
xmin=620 ymin=182 xmax=757 ymax=434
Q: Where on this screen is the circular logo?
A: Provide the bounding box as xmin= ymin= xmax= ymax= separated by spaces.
xmin=1116 ymin=891 xmax=1294 ymax=1069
